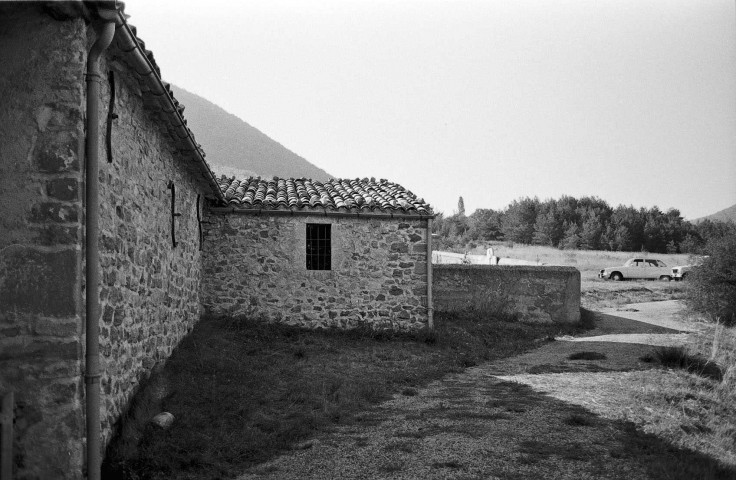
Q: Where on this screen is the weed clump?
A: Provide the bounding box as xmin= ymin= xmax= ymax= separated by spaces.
xmin=653 ymin=346 xmax=723 ymax=381
xmin=579 ymin=308 xmax=597 ymax=330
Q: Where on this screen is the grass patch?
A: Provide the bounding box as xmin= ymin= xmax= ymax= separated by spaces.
xmin=463 ymin=244 xmax=690 ymax=273
xmin=431 ymin=460 xmax=464 ymax=469
xmin=608 ymin=421 xmax=736 ymax=479
xmin=564 ymin=413 xmax=597 ymax=427
xmin=401 ymin=387 xmax=418 ymax=396
xmin=517 ymin=440 xmax=595 ymax=462
xmin=526 ymin=363 xmax=609 ymax=374
xmin=384 ymin=439 xmax=417 ymax=453
xmin=568 ymin=351 xmax=607 ymax=361
xmin=653 ymin=346 xmax=723 ymax=381
xmin=640 ymin=352 xmax=655 ymax=363
xmin=103 ymin=310 xmax=578 ymax=479
xmin=379 ymin=460 xmax=404 ymax=473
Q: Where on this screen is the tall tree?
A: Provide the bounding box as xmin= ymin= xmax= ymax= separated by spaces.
xmin=561 ymin=222 xmax=581 ymax=250
xmin=457 ymin=196 xmax=465 ymax=216
xmin=612 ymin=225 xmax=632 ymax=251
xmin=579 ymin=210 xmax=603 ymax=250
xmin=468 ymin=208 xmax=503 ymax=241
xmin=533 ymin=210 xmax=561 ymax=246
xmin=502 ymin=197 xmax=539 ymax=244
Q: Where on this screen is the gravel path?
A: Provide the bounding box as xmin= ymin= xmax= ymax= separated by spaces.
xmin=237 ymin=300 xmax=733 ymax=480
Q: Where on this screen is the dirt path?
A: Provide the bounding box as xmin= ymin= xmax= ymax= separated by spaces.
xmin=237 ymin=301 xmax=734 ymax=480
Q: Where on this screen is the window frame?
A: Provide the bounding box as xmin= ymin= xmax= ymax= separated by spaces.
xmin=306 ymin=223 xmax=331 ymax=271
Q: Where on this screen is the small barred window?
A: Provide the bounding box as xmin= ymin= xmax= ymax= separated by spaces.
xmin=306 ymin=223 xmax=331 ymax=270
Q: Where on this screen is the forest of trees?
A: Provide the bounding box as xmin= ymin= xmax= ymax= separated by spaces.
xmin=432 ymin=195 xmax=736 ymax=254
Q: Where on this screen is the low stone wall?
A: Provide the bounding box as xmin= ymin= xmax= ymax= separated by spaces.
xmin=433 ymin=265 xmax=581 ymax=323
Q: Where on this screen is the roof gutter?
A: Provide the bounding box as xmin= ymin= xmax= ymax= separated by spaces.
xmin=112 ymin=12 xmax=224 ymax=202
xmin=85 ymin=11 xmax=117 ymax=480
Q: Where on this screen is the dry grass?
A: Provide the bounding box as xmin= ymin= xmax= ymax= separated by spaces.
xmin=467 ymin=243 xmax=691 ymax=273
xmin=626 ymin=309 xmax=736 ymax=464
xmin=102 ymin=311 xmax=585 ymax=479
xmin=462 ymin=243 xmax=693 ymax=310
xmin=581 ymin=281 xmax=689 ymax=310
xmin=693 ymin=318 xmax=736 ymax=412
xmin=501 ymin=307 xmax=736 ymax=471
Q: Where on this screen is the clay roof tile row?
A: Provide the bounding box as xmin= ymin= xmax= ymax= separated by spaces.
xmin=219 ymin=177 xmax=433 ymax=216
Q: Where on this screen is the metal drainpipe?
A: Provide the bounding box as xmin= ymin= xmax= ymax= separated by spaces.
xmin=85 ymin=19 xmax=116 ymax=480
xmin=427 ymin=217 xmax=434 ymax=330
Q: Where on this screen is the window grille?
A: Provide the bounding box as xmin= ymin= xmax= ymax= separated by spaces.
xmin=306 ymin=223 xmax=331 ymax=270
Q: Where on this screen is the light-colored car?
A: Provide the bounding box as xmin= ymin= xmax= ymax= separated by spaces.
xmin=671 ymin=265 xmax=693 ymax=281
xmin=599 ymin=258 xmax=672 ymax=281
xmin=672 ymin=256 xmax=708 ymax=281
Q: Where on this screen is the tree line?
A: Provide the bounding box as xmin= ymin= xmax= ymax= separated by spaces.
xmin=432 ymin=195 xmax=736 ymax=254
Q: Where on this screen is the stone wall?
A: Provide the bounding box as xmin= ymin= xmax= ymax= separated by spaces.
xmin=0 ymin=6 xmax=87 ymax=478
xmin=202 ymin=213 xmax=430 ymax=330
xmin=433 ymin=265 xmax=581 ymax=323
xmin=0 ymin=6 xmax=209 ymax=478
xmin=95 ymin=46 xmax=205 ymax=445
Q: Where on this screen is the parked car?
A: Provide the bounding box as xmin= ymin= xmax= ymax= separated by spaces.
xmin=599 ymin=258 xmax=672 ymax=281
xmin=671 ymin=264 xmax=693 ymax=281
xmin=671 ymin=256 xmax=708 ymax=281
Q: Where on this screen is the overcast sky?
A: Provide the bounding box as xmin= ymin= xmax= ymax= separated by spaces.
xmin=125 ymin=0 xmax=735 ymax=220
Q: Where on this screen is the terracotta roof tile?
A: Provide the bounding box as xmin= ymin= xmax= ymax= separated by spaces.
xmin=219 ymin=177 xmax=433 ymax=216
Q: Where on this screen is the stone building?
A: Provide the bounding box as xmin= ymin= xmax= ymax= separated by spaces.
xmin=0 ymin=3 xmax=434 ymax=479
xmin=0 ymin=3 xmax=220 ymax=479
xmin=203 ymin=177 xmax=433 ymax=330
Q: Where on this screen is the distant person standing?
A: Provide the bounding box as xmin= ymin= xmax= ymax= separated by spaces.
xmin=486 ymin=247 xmax=499 ymax=265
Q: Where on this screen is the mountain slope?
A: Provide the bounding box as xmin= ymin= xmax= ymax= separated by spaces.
xmin=172 ymin=86 xmax=332 ymax=180
xmin=693 ymin=203 xmax=736 ymax=224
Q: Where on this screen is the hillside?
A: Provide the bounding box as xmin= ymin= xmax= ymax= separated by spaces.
xmin=172 ymin=86 xmax=332 ymax=180
xmin=694 ymin=203 xmax=736 ymax=224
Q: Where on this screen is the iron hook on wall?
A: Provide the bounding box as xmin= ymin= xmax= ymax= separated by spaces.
xmin=106 ymin=70 xmax=118 ymax=163
xmin=167 ymin=181 xmax=182 ymax=248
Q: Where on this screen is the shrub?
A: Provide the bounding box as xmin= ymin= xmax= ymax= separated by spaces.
xmin=686 ymin=235 xmax=736 ymax=326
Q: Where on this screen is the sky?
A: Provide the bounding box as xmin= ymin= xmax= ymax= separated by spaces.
xmin=125 ymin=0 xmax=736 ymax=220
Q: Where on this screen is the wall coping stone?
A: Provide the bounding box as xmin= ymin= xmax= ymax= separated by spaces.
xmin=433 ymin=264 xmax=579 ymax=274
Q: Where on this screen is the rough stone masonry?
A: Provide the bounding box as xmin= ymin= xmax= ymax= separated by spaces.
xmin=202 ymin=213 xmax=430 ymax=330
xmin=0 ymin=6 xmax=209 ymax=478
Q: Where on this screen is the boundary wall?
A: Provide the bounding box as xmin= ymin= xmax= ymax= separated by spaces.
xmin=433 ymin=265 xmax=581 ymax=323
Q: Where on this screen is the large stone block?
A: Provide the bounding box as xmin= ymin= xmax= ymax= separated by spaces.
xmin=33 ymin=224 xmax=79 ymax=246
xmin=0 ymin=248 xmax=79 ymax=315
xmin=29 ymin=202 xmax=79 ymax=223
xmin=46 ymin=177 xmax=79 ymax=201
xmin=34 ymin=129 xmax=80 ymax=173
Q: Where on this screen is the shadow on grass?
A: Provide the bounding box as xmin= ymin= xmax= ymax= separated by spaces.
xmin=103 ymin=312 xmax=736 ymax=480
xmin=102 ymin=311 xmax=583 ymax=480
xmin=471 ymin=380 xmax=735 ymax=480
